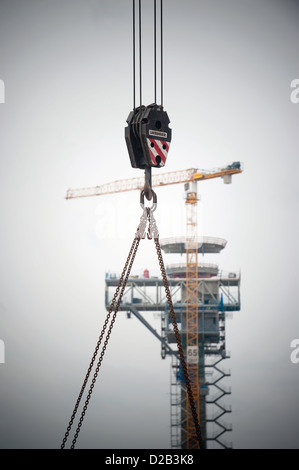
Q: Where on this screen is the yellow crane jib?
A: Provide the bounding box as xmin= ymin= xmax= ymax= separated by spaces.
xmin=193 ymin=161 xmax=243 ymax=184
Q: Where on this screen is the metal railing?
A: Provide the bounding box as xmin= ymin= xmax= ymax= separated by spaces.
xmin=166 ymin=262 xmax=218 ymax=271
xmin=160 ymin=236 xmax=227 ymax=248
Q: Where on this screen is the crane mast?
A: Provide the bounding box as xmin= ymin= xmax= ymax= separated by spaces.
xmin=185 ymin=185 xmax=200 ymax=448
xmin=66 ymin=163 xmax=242 ymax=200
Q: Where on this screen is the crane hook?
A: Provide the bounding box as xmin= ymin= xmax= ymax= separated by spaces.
xmin=143 ymin=166 xmax=153 ymax=201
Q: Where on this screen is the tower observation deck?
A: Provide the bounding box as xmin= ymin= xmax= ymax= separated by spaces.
xmin=105 ymin=235 xmax=241 ymax=449
xmin=160 ymin=236 xmax=227 ymax=255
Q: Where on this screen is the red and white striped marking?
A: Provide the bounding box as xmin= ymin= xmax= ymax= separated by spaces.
xmin=147 ymin=138 xmax=170 ymax=166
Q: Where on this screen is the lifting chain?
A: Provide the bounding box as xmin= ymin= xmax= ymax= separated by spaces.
xmin=61 ymin=192 xmax=201 ymax=449
xmin=61 ymin=237 xmax=140 ymax=449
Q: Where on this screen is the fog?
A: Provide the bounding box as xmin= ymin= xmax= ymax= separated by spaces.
xmin=0 ymin=0 xmax=298 ymax=449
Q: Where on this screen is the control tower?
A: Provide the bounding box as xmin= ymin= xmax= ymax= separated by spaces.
xmin=105 ymin=235 xmax=241 ymax=449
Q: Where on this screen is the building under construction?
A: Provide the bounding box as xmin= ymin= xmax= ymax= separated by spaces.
xmin=105 ymin=234 xmax=241 ymax=449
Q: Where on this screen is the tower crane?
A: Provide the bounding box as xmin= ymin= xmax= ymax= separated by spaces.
xmin=62 ymin=0 xmax=243 ymax=450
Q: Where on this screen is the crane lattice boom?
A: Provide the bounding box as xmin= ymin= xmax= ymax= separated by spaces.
xmin=65 ymin=162 xmax=243 ymax=200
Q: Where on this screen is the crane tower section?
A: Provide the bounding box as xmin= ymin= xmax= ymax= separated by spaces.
xmin=185 ymin=181 xmax=200 ymax=448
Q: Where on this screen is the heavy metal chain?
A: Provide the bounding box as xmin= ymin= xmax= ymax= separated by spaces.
xmin=61 ymin=198 xmax=201 ymax=449
xmin=61 ymin=236 xmax=140 ymax=449
xmin=154 ymin=237 xmax=203 ymax=448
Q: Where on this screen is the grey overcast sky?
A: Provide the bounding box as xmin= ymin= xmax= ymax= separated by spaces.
xmin=0 ymin=0 xmax=298 ymax=449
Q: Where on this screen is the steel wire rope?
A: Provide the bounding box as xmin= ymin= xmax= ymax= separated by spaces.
xmin=133 ymin=0 xmax=136 ymax=109
xmin=160 ymin=0 xmax=163 ymax=106
xmin=139 ymin=0 xmax=142 ymax=106
xmin=133 ymin=0 xmax=163 ymax=107
xmin=60 ymin=237 xmax=140 ymax=449
xmin=154 ymin=0 xmax=163 ymax=105
xmin=154 ymin=0 xmax=157 ymax=104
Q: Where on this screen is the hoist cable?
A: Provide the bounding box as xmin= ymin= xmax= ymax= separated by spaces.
xmin=61 ymin=237 xmax=140 ymax=449
xmin=160 ymin=0 xmax=163 ymax=106
xmin=154 ymin=0 xmax=157 ymax=104
xmin=132 ymin=0 xmax=164 ymax=107
xmin=133 ymin=0 xmax=136 ymax=108
xmin=139 ymin=0 xmax=142 ymax=106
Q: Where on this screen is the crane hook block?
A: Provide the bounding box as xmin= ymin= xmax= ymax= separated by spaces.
xmin=125 ymin=104 xmax=172 ymax=169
